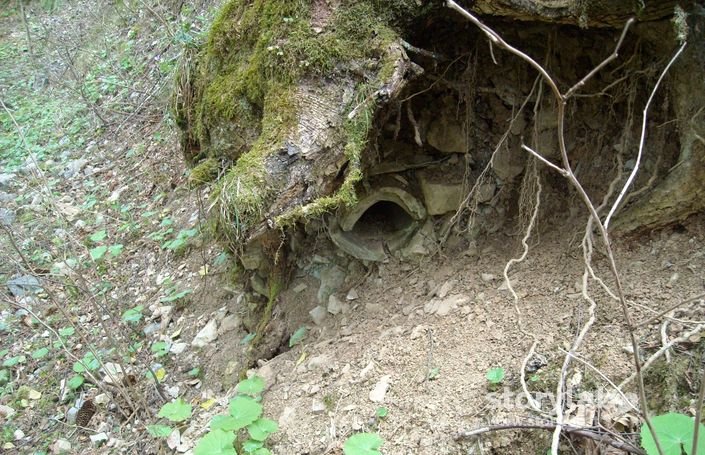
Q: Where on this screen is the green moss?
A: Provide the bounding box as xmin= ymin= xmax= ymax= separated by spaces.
xmin=211 ymin=84 xmax=297 ymax=245
xmin=188 ymin=157 xmax=220 ymax=186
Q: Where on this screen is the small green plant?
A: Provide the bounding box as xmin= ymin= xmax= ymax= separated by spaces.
xmin=427 ymin=367 xmax=440 ymax=381
xmin=486 ymin=367 xmax=505 ymax=386
xmin=641 ymin=412 xmax=705 ymax=455
xmin=192 ymin=376 xmax=277 ymax=455
xmin=162 ymin=228 xmax=198 ymax=252
xmin=122 ymin=305 xmax=144 ymax=323
xmin=343 ymin=433 xmax=383 ymax=455
xmin=288 ymin=326 xmax=307 ymax=347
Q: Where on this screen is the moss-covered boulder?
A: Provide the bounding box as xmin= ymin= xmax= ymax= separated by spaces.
xmin=175 ymin=0 xmax=435 ymax=254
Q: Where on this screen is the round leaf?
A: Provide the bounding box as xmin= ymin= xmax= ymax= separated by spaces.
xmin=31 ymin=347 xmax=50 ymax=359
xmin=90 ymin=245 xmax=108 ymax=261
xmin=228 ymin=396 xmax=262 ymax=430
xmin=236 ymin=376 xmax=265 ymax=397
xmin=147 ymin=424 xmax=174 ymax=438
xmin=3 ymin=355 xmax=26 ymax=367
xmin=193 ymin=429 xmax=236 ymax=455
xmin=211 ymin=415 xmax=239 ymax=432
xmin=68 ymin=375 xmax=85 ymax=390
xmin=158 ymin=398 xmax=192 ymax=422
xmin=247 ymin=418 xmax=279 ymax=441
xmin=343 ymin=433 xmax=383 ymax=455
xmin=485 ymin=367 xmax=505 ymax=384
xmin=641 ymin=412 xmax=705 ymax=455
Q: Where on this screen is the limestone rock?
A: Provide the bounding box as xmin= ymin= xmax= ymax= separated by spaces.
xmin=317 ymin=265 xmax=346 ymax=304
xmin=192 ymin=319 xmax=218 ymax=347
xmin=369 ymin=375 xmax=391 ymax=403
xmin=418 ymin=171 xmax=464 ymax=216
xmin=309 ymin=306 xmax=327 ymax=325
xmin=427 ymin=116 xmax=467 ymax=153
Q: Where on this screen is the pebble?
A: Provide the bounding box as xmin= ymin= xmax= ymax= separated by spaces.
xmin=89 ymin=433 xmax=109 ymax=446
xmin=51 ymin=439 xmax=71 ymax=454
xmin=327 ymin=295 xmax=345 ymax=315
xmin=481 ymin=273 xmax=496 ymax=282
xmin=311 ymin=399 xmax=326 ymax=414
xmin=191 ymin=319 xmax=218 ymax=348
xmin=309 ymin=306 xmax=327 ymax=325
xmin=369 ymin=375 xmax=391 ymax=403
xmin=218 ymin=315 xmax=240 ymax=335
xmin=346 ymin=288 xmax=359 ymax=300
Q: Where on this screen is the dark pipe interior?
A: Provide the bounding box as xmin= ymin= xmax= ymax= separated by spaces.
xmin=351 ymin=201 xmax=414 ymax=239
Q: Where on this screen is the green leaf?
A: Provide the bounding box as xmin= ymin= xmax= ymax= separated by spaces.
xmin=236 ymin=376 xmax=265 ymax=397
xmin=427 ymin=367 xmax=440 ymax=380
xmin=31 ymin=347 xmax=50 ymax=359
xmin=289 ymin=326 xmax=307 ymax=347
xmin=0 ymin=349 xmax=8 ymax=358
xmin=89 ymin=230 xmax=107 ymax=242
xmin=485 ymin=367 xmax=505 ymax=384
xmin=151 ymin=341 xmax=170 ymax=358
xmin=251 ymin=449 xmax=271 ymax=455
xmin=122 ymin=305 xmax=144 ymax=323
xmin=641 ymin=412 xmax=705 ymax=455
xmin=187 ymin=367 xmax=202 ymax=378
xmin=90 ymin=245 xmax=108 ymax=261
xmin=72 ymin=352 xmax=99 ymax=373
xmin=160 ymin=289 xmax=192 ymax=303
xmin=147 ymin=424 xmax=174 ymax=438
xmin=3 ymin=355 xmax=26 ymax=367
xmin=343 ymin=433 xmax=383 ymax=455
xmin=242 ymin=440 xmax=264 ymax=453
xmin=193 ymin=429 xmax=237 ymax=455
xmin=375 ymin=407 xmax=388 ymax=419
xmin=109 ymin=244 xmax=124 ymax=257
xmin=68 ymin=375 xmax=85 ymax=390
xmin=0 ymin=369 xmax=10 ymax=386
xmin=158 ymin=398 xmax=192 ymax=422
xmin=240 ymin=333 xmax=255 ymax=345
xmin=211 ymin=415 xmax=240 ymax=431
xmin=58 ymin=327 xmax=75 ymax=337
xmin=228 ymin=396 xmax=262 ymax=430
xmin=163 ymin=238 xmax=186 ymax=251
xmin=247 ymin=418 xmax=278 ymax=441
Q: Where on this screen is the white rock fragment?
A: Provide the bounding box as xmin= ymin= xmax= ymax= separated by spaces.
xmin=369 ymin=375 xmax=391 ymax=403
xmin=0 ymin=404 xmax=16 ymax=419
xmin=327 ymin=295 xmax=345 ymax=315
xmin=309 ymin=306 xmax=327 ymax=325
xmin=191 ymin=319 xmax=218 ymax=347
xmin=481 ymin=273 xmax=496 ymax=282
xmin=51 ymin=439 xmax=71 ymax=454
xmin=346 ymin=288 xmax=359 ymax=300
xmin=218 ymin=315 xmax=240 ymax=335
xmin=89 ymin=432 xmax=109 ymax=446
xmin=170 ymin=342 xmax=188 ymax=354
xmin=311 ymin=399 xmax=327 ymax=414
xmin=167 ymin=428 xmax=181 ymax=450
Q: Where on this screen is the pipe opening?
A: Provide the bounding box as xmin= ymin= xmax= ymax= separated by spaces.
xmin=329 ymin=186 xmax=426 ymax=261
xmin=353 ymin=200 xmax=415 ymax=239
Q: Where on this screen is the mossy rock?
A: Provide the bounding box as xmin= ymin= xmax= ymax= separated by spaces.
xmin=176 ymin=0 xmax=429 ymax=256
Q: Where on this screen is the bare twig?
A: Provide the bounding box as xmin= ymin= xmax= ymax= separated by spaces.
xmin=619 ymin=324 xmax=705 ymax=389
xmin=604 ymin=42 xmax=687 ymax=229
xmin=636 ymin=293 xmax=705 ymax=328
xmin=693 ymin=360 xmax=705 ymax=455
xmin=455 ymin=422 xmax=645 ymax=454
